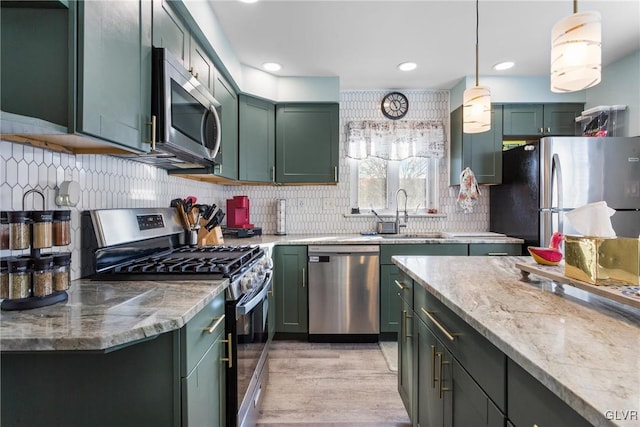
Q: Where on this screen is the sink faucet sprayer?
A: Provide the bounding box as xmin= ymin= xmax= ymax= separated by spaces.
xmin=396 ymin=188 xmax=408 ymax=232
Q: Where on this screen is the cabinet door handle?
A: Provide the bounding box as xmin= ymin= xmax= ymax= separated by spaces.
xmin=438 ymin=352 xmax=451 ymax=399
xmin=539 ymin=127 xmax=544 ymax=133
xmin=402 ymin=310 xmax=413 ymax=340
xmin=271 ymin=166 xmax=276 ymax=182
xmin=394 ymin=279 xmax=406 ymax=290
xmin=202 ymin=314 xmax=225 ymax=334
xmin=431 ymin=345 xmax=438 ymax=388
xmin=220 ymin=332 xmax=233 ymax=368
xmin=334 ymin=166 xmax=338 ymax=182
xmin=487 ymin=252 xmax=508 ymax=256
xmin=546 ymin=127 xmax=551 ymax=133
xmin=421 ymin=307 xmax=456 ymax=341
xmin=146 ymin=115 xmax=157 ymax=150
xmin=301 ymin=268 xmax=306 ymax=288
xmin=188 ymin=66 xmax=194 ymax=75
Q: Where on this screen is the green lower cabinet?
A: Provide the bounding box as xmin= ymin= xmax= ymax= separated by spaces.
xmin=274 ymin=245 xmax=308 ymax=334
xmin=507 ymin=358 xmax=591 ymax=427
xmin=268 ymin=271 xmax=277 ymax=340
xmin=398 ymin=297 xmax=415 ymax=423
xmin=380 ymin=265 xmax=402 ymax=334
xmin=468 ymin=243 xmax=521 ymax=256
xmin=182 ymin=330 xmax=226 ymax=427
xmin=416 ymin=316 xmax=445 ymax=427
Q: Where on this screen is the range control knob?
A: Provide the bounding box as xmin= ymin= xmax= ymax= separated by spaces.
xmin=241 ymin=274 xmax=255 ymax=293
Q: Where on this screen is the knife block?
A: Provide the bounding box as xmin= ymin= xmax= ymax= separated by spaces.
xmin=197 ymin=226 xmax=224 ymax=246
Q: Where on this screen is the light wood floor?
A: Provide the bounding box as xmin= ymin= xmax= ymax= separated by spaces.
xmin=256 ymin=340 xmax=411 ymax=427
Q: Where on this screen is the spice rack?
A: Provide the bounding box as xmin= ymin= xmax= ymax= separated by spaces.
xmin=1 ymin=189 xmax=72 ymax=311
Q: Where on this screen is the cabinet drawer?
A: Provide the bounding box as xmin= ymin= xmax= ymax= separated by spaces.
xmin=396 ymin=269 xmax=414 ymax=307
xmin=508 ymin=358 xmax=591 ymax=427
xmin=468 ymin=243 xmax=521 ymax=256
xmin=414 ymin=285 xmax=506 ymax=411
xmin=181 ymin=292 xmax=226 ymax=376
xmin=382 ymin=244 xmax=467 ymax=264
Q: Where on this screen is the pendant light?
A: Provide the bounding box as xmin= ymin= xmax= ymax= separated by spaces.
xmin=550 ymin=0 xmax=601 ymax=93
xmin=463 ymin=0 xmax=491 ymax=134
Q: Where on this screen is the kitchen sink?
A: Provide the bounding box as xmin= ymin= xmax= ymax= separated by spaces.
xmin=380 ymin=232 xmax=444 ymax=239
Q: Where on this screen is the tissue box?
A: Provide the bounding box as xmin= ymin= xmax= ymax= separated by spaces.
xmin=564 ymin=236 xmax=640 ymax=285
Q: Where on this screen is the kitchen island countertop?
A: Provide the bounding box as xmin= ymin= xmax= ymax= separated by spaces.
xmin=392 ymin=255 xmax=640 ymax=427
xmin=0 ymin=278 xmax=228 ymax=352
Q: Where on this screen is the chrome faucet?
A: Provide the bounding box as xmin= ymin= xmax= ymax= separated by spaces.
xmin=395 ymin=188 xmax=408 ymax=233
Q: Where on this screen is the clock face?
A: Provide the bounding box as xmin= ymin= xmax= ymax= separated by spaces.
xmin=381 ymin=92 xmax=409 ymax=120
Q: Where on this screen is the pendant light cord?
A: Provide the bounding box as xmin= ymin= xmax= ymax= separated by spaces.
xmin=475 ymin=0 xmax=479 ymax=87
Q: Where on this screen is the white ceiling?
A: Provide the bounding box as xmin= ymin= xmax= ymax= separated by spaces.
xmin=209 ymin=0 xmax=640 ymax=90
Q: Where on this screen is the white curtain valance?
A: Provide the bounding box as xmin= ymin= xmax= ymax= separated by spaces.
xmin=346 ymin=120 xmax=446 ymax=160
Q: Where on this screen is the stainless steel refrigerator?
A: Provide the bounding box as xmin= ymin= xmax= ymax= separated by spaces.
xmin=490 ymin=136 xmax=640 ymax=250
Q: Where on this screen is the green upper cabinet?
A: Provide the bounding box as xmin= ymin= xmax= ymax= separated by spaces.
xmin=273 ymin=245 xmax=308 ymax=334
xmin=239 ymin=94 xmax=276 ymax=183
xmin=152 ymin=0 xmax=189 ymax=66
xmin=450 ymin=105 xmax=503 ymax=185
xmin=213 ymin=73 xmax=239 ymax=180
xmin=152 ymin=0 xmax=215 ymax=93
xmin=503 ymin=103 xmax=583 ymax=137
xmin=275 ymin=103 xmax=339 ymax=183
xmin=77 ymin=0 xmax=152 ymax=153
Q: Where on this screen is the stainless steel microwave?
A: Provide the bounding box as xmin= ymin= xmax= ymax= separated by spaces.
xmin=148 ymin=47 xmax=221 ymax=169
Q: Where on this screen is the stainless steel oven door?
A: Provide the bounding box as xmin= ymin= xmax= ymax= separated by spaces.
xmin=235 ymin=271 xmax=272 ymax=427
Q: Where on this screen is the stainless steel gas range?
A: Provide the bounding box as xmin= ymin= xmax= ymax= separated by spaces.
xmin=88 ymin=207 xmax=272 ymax=427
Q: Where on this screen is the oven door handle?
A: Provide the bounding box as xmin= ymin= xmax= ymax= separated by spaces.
xmin=236 ymin=271 xmax=273 ymax=316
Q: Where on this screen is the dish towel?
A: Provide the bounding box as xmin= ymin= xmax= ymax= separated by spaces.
xmin=457 ymin=167 xmax=481 ymax=213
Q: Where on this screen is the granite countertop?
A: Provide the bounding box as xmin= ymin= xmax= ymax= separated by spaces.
xmin=0 ymin=278 xmax=228 ymax=352
xmin=392 ymin=255 xmax=640 ymax=427
xmin=223 ymin=232 xmax=524 ymax=246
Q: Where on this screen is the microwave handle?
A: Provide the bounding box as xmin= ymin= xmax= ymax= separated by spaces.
xmin=202 ymin=105 xmax=222 ymax=158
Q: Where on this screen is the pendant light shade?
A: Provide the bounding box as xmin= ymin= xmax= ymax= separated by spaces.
xmin=463 ymin=0 xmax=491 ymax=134
xmin=550 ymin=6 xmax=601 ymax=93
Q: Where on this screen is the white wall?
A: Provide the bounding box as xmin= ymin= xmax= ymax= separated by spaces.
xmin=585 ymin=50 xmax=640 ymax=137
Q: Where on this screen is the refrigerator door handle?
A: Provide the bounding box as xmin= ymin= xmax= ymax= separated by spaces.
xmin=551 ymin=153 xmax=564 ymax=236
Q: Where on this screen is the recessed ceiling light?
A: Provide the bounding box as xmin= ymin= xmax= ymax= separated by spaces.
xmin=262 ymin=62 xmax=282 ymax=72
xmin=238 ymin=0 xmax=259 ymax=3
xmin=493 ymin=61 xmax=515 ymax=71
xmin=398 ymin=62 xmax=417 ymax=71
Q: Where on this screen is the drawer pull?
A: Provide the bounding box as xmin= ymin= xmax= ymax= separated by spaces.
xmin=203 ymin=314 xmax=225 ymax=334
xmin=221 ymin=332 xmax=233 ymax=368
xmin=487 ymin=252 xmax=508 ymax=256
xmin=301 ymin=268 xmax=306 ymax=288
xmin=431 ymin=345 xmax=438 ymax=388
xmin=421 ymin=307 xmax=456 ymax=341
xmin=394 ymin=279 xmax=407 ymax=290
xmin=402 ymin=310 xmax=413 ymax=340
xmin=438 ymin=352 xmax=451 ymax=399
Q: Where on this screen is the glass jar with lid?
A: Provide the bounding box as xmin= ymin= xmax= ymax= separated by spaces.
xmin=0 ymin=258 xmax=9 ymax=299
xmin=32 ymin=256 xmax=54 ymax=297
xmin=53 ymin=210 xmax=71 ymax=246
xmin=31 ymin=211 xmax=54 ymax=249
xmin=52 ymin=253 xmax=71 ymax=292
xmin=1 ymin=211 xmax=9 ymax=250
xmin=8 ymin=257 xmax=31 ymax=299
xmin=8 ymin=211 xmax=31 ymax=250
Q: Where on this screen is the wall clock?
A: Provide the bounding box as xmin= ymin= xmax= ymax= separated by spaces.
xmin=381 ymin=92 xmax=409 ymax=120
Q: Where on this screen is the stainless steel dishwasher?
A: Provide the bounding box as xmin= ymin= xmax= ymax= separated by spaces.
xmin=308 ymin=245 xmax=380 ymax=341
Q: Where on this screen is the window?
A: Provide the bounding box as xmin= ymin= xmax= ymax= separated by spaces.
xmin=350 ymin=157 xmax=439 ymax=214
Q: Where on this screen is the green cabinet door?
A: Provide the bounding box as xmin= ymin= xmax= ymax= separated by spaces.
xmin=503 ymin=104 xmax=543 ymax=136
xmin=77 ymin=0 xmax=151 ymax=153
xmin=152 ymin=0 xmax=189 ymax=66
xmin=380 ymin=265 xmax=402 ymax=334
xmin=274 ymin=245 xmax=308 ymax=334
xmin=182 ymin=329 xmax=226 ymax=427
xmin=239 ymin=94 xmax=276 ymax=182
xmin=213 ymin=73 xmax=239 ymax=179
xmin=398 ymin=298 xmax=415 ymax=423
xmin=189 ymin=35 xmax=215 ymax=93
xmin=416 ymin=316 xmax=445 ymax=427
xmin=275 ymin=103 xmax=339 ymax=183
xmin=543 ymin=103 xmax=584 ymax=136
xmin=450 ymin=105 xmax=503 ymax=185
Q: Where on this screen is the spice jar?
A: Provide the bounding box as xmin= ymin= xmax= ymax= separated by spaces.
xmin=8 ymin=257 xmax=31 ymax=299
xmin=1 ymin=211 xmax=9 ymax=250
xmin=53 ymin=210 xmax=71 ymax=246
xmin=32 ymin=211 xmax=54 ymax=249
xmin=0 ymin=258 xmax=9 ymax=299
xmin=32 ymin=256 xmax=53 ymax=297
xmin=8 ymin=211 xmax=31 ymax=250
xmin=52 ymin=253 xmax=71 ymax=292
